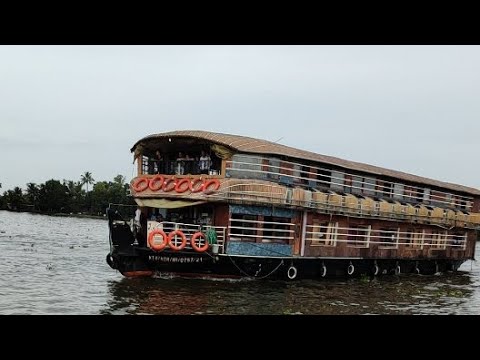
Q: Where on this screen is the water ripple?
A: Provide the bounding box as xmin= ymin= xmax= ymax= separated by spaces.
xmin=1 ymin=210 xmax=480 ymax=314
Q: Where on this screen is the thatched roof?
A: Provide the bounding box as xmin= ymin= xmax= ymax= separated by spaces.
xmin=131 ymin=130 xmax=480 ymax=196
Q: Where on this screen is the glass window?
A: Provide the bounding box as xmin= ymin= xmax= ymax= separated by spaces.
xmin=317 ymin=168 xmax=332 ymax=188
xmin=351 ymin=176 xmax=363 ymax=195
xmin=363 ymin=177 xmax=376 ymax=196
xmin=331 ymin=171 xmax=345 ymax=191
xmin=268 ymin=158 xmax=280 ymax=181
xmin=393 ymin=183 xmax=404 ymax=201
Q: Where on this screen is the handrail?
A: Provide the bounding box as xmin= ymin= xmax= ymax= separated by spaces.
xmin=210 ymin=182 xmax=480 ymax=229
xmin=230 ymin=154 xmax=474 ymax=205
xmin=228 ymin=216 xmax=295 ymax=243
xmin=226 ymin=157 xmax=473 ymax=210
xmin=305 ymin=223 xmax=467 ymax=249
xmin=147 ymin=220 xmax=227 ymax=254
xmin=133 ymin=178 xmax=480 ymax=229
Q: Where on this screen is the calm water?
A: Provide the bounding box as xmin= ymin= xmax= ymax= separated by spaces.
xmin=1 ymin=210 xmax=479 ymax=315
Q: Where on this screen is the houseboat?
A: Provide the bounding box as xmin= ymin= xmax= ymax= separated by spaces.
xmin=106 ymin=130 xmax=480 ymax=279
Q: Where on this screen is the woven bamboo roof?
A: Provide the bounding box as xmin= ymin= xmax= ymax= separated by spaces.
xmin=131 ymin=130 xmax=480 ymax=196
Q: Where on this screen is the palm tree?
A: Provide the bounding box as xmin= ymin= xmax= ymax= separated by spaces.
xmin=26 ymin=183 xmax=39 ymax=210
xmin=5 ymin=187 xmax=23 ymax=210
xmin=80 ymin=172 xmax=95 ymax=193
xmin=65 ymin=180 xmax=81 ymax=195
xmin=113 ymin=175 xmax=125 ymax=186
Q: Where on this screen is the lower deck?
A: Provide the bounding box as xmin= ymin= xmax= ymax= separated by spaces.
xmin=107 ymin=201 xmax=477 ymax=278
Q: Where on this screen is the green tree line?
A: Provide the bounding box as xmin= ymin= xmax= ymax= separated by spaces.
xmin=0 ymin=172 xmax=135 ymax=216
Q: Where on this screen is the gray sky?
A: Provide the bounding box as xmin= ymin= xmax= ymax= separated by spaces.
xmin=1 ymin=45 xmax=479 ymax=191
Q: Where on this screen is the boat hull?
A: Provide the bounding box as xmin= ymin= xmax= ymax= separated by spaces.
xmin=106 ymin=249 xmax=465 ymax=279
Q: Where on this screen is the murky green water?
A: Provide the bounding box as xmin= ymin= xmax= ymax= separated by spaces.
xmin=1 ymin=210 xmax=479 ymax=315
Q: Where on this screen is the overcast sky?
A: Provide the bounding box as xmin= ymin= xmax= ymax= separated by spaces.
xmin=1 ymin=45 xmax=479 ymax=192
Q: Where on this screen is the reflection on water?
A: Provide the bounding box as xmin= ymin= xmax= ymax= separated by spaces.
xmin=101 ymin=270 xmax=476 ymax=315
xmin=1 ymin=210 xmax=479 ymax=315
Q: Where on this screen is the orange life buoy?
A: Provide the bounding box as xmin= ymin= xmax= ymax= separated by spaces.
xmin=162 ymin=177 xmax=176 ymax=192
xmin=190 ymin=232 xmax=209 ymax=252
xmin=168 ymin=230 xmax=187 ymax=251
xmin=175 ymin=178 xmax=190 ymax=193
xmin=132 ymin=177 xmax=149 ymax=192
xmin=148 ymin=229 xmax=168 ymax=251
xmin=149 ymin=175 xmax=165 ymax=191
xmin=203 ymin=179 xmax=220 ymax=194
xmin=189 ymin=178 xmax=205 ymax=193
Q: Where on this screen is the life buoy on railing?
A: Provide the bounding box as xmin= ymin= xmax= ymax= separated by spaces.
xmin=175 ymin=178 xmax=190 ymax=193
xmin=168 ymin=230 xmax=187 ymax=251
xmin=203 ymin=179 xmax=221 ymax=194
xmin=149 ymin=175 xmax=165 ymax=191
xmin=162 ymin=177 xmax=177 ymax=192
xmin=189 ymin=178 xmax=205 ymax=193
xmin=287 ymin=265 xmax=297 ymax=280
xmin=148 ymin=229 xmax=168 ymax=251
xmin=347 ymin=263 xmax=355 ymax=275
xmin=190 ymin=232 xmax=209 ymax=252
xmin=132 ymin=177 xmax=149 ymax=192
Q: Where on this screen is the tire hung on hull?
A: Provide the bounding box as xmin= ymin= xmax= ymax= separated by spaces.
xmin=347 ymin=263 xmax=355 ymax=276
xmin=287 ymin=265 xmax=297 ymax=280
xmin=321 ymin=263 xmax=327 ymax=278
xmin=106 ymin=253 xmax=117 ymax=269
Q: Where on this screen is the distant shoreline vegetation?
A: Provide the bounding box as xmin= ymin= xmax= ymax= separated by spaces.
xmin=0 ymin=173 xmax=135 ymax=217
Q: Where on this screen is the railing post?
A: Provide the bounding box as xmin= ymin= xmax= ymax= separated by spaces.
xmin=333 ymin=222 xmax=339 ymax=247
xmin=365 ymin=225 xmax=371 ymax=248
xmin=222 ymin=227 xmax=226 ymax=253
xmin=300 ymin=210 xmax=307 ymax=256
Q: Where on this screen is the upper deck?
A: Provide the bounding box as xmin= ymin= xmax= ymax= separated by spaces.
xmin=130 ymin=130 xmax=480 ymax=214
